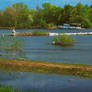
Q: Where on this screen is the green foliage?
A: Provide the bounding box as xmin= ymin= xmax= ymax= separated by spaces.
xmin=0 ymin=86 xmax=35 ymax=92
xmin=40 ymin=18 xmax=47 ymax=28
xmin=47 ymin=23 xmax=57 ymax=29
xmin=81 ymin=18 xmax=92 ymax=28
xmin=70 ymin=3 xmax=92 ymax=28
xmin=52 ymin=37 xmax=58 ymax=42
xmin=0 ymin=86 xmax=13 ymax=92
xmin=0 ymin=2 xmax=92 ymax=28
xmin=63 ymin=4 xmax=73 ymax=23
xmin=52 ymin=35 xmax=75 ymax=47
xmin=59 ymin=35 xmax=75 ymax=43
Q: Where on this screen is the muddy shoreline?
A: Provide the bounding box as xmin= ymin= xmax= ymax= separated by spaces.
xmin=0 ymin=58 xmax=92 ymax=78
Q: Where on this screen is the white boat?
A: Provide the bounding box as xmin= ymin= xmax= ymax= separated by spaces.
xmin=57 ymin=24 xmax=82 ymax=29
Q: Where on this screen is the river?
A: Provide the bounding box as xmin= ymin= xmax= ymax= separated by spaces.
xmin=0 ymin=29 xmax=92 ymax=92
xmin=0 ymin=29 xmax=92 ymax=64
xmin=0 ymin=70 xmax=92 ymax=92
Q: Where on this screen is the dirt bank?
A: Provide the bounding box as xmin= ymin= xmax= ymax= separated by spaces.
xmin=0 ymin=58 xmax=92 ymax=78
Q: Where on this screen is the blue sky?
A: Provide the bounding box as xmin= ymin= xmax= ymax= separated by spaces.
xmin=0 ymin=0 xmax=92 ymax=9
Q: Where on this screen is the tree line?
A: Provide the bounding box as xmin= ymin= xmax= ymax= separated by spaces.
xmin=0 ymin=2 xmax=92 ymax=29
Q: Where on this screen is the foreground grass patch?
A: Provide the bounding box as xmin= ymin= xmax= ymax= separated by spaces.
xmin=0 ymin=86 xmax=35 ymax=92
xmin=0 ymin=58 xmax=92 ymax=78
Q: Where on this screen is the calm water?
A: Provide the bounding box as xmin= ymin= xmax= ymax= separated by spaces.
xmin=0 ymin=29 xmax=92 ymax=92
xmin=0 ymin=29 xmax=92 ymax=64
xmin=0 ymin=70 xmax=92 ymax=92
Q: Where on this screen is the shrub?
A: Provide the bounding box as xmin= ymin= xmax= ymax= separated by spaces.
xmin=47 ymin=23 xmax=57 ymax=29
xmin=52 ymin=35 xmax=75 ymax=47
xmin=81 ymin=18 xmax=92 ymax=28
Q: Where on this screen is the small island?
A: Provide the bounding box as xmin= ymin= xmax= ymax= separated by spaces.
xmin=52 ymin=35 xmax=75 ymax=47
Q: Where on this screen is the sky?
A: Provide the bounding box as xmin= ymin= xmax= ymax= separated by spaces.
xmin=0 ymin=0 xmax=92 ymax=9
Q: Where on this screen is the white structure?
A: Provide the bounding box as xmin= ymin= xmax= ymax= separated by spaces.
xmin=12 ymin=29 xmax=16 ymax=33
xmin=12 ymin=29 xmax=16 ymax=36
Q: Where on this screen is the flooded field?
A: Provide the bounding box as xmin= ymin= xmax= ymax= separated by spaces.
xmin=0 ymin=29 xmax=92 ymax=92
xmin=0 ymin=29 xmax=92 ymax=64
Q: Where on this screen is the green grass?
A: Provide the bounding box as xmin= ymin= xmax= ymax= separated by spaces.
xmin=0 ymin=86 xmax=35 ymax=92
xmin=31 ymin=31 xmax=49 ymax=36
xmin=52 ymin=35 xmax=75 ymax=47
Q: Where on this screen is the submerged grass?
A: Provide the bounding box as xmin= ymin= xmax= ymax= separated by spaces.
xmin=0 ymin=58 xmax=92 ymax=78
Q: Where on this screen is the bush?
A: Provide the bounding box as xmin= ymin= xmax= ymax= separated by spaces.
xmin=52 ymin=35 xmax=75 ymax=47
xmin=81 ymin=18 xmax=92 ymax=28
xmin=47 ymin=23 xmax=57 ymax=29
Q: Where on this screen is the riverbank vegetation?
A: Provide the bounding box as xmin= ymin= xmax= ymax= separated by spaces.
xmin=0 ymin=58 xmax=92 ymax=78
xmin=52 ymin=35 xmax=75 ymax=47
xmin=0 ymin=2 xmax=92 ymax=29
xmin=0 ymin=86 xmax=35 ymax=92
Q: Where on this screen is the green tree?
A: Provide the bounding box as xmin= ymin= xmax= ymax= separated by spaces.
xmin=89 ymin=6 xmax=92 ymax=22
xmin=63 ymin=4 xmax=73 ymax=23
xmin=70 ymin=3 xmax=92 ymax=28
xmin=0 ymin=2 xmax=92 ymax=28
xmin=11 ymin=2 xmax=30 ymax=28
xmin=42 ymin=3 xmax=63 ymax=25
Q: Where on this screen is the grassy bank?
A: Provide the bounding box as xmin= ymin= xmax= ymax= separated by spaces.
xmin=0 ymin=86 xmax=35 ymax=92
xmin=0 ymin=58 xmax=92 ymax=78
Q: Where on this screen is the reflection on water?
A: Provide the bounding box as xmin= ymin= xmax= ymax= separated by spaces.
xmin=0 ymin=70 xmax=92 ymax=92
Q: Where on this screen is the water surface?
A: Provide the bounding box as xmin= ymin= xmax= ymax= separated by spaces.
xmin=0 ymin=29 xmax=92 ymax=92
xmin=0 ymin=29 xmax=92 ymax=64
xmin=0 ymin=70 xmax=92 ymax=92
